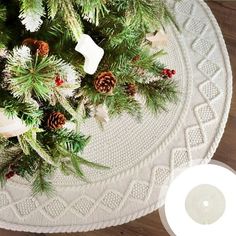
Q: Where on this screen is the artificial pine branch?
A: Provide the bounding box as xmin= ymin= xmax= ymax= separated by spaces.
xmin=0 ymin=5 xmax=9 ymax=48
xmin=58 ymin=146 xmax=108 ymax=180
xmin=7 ymin=47 xmax=78 ymax=102
xmin=74 ymin=0 xmax=108 ymax=25
xmin=76 ymin=155 xmax=109 ymax=170
xmin=59 ymin=0 xmax=83 ymax=41
xmin=42 ymin=128 xmax=108 ymax=179
xmin=32 ymin=158 xmax=55 ymax=196
xmin=110 ymin=0 xmax=176 ymax=32
xmin=36 ymin=18 xmax=84 ymax=65
xmin=22 ymin=130 xmax=57 ymax=166
xmin=46 ymin=0 xmax=59 ymax=20
xmin=12 ymin=152 xmax=39 ymax=179
xmin=19 ymin=0 xmax=45 ymax=32
xmin=82 ymin=81 xmax=142 ymax=119
xmin=105 ymin=48 xmax=166 ymax=86
xmin=4 ymin=100 xmax=43 ymax=127
xmin=137 ymin=79 xmax=178 ymax=114
xmin=53 ymin=129 xmax=90 ymax=154
xmin=17 ymin=135 xmax=30 ymax=155
xmin=55 ymin=89 xmax=83 ymax=124
xmin=0 ymin=145 xmax=23 ymax=186
xmin=105 ymin=87 xmax=142 ymax=119
xmin=0 ymin=5 xmax=6 ymax=22
xmin=126 ymin=0 xmax=165 ymax=31
xmin=8 ymin=50 xmax=56 ymax=101
xmin=131 ymin=48 xmax=166 ymax=77
xmin=0 ymin=135 xmax=9 ymax=149
xmin=70 ymin=152 xmax=86 ymax=180
xmin=105 ymin=17 xmax=144 ymax=51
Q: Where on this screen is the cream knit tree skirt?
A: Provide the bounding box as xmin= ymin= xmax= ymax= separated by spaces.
xmin=0 ymin=0 xmax=232 ymax=233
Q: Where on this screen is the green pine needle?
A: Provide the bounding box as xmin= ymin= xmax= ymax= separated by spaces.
xmin=4 ymin=100 xmax=43 ymax=127
xmin=0 ymin=145 xmax=23 ymax=186
xmin=74 ymin=0 xmax=108 ymax=25
xmin=23 ymin=130 xmax=57 ymax=166
xmin=55 ymin=90 xmax=83 ymax=123
xmin=137 ymin=79 xmax=179 ymax=114
xmin=105 ymin=88 xmax=142 ymax=120
xmin=54 ymin=128 xmax=90 ymax=154
xmin=70 ymin=153 xmax=87 ymax=181
xmin=77 ymin=156 xmax=110 ymax=170
xmin=0 ymin=5 xmax=6 ymax=23
xmin=46 ymin=0 xmax=59 ymax=19
xmin=7 ymin=52 xmax=65 ymax=101
xmin=32 ymin=159 xmax=55 ymax=197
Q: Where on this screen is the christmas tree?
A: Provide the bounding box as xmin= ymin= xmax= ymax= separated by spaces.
xmin=0 ymin=0 xmax=178 ymax=195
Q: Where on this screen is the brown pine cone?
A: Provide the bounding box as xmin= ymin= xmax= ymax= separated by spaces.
xmin=94 ymin=71 xmax=117 ymax=94
xmin=35 ymin=40 xmax=49 ymax=56
xmin=131 ymin=55 xmax=141 ymax=63
xmin=47 ymin=112 xmax=66 ymax=130
xmin=125 ymin=83 xmax=137 ymax=96
xmin=22 ymin=38 xmax=49 ymax=56
xmin=22 ymin=38 xmax=38 ymax=46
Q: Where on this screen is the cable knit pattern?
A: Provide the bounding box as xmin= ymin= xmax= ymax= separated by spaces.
xmin=0 ymin=0 xmax=232 ymax=233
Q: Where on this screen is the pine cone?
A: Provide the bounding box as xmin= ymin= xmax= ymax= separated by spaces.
xmin=132 ymin=55 xmax=141 ymax=63
xmin=22 ymin=38 xmax=37 ymax=46
xmin=22 ymin=38 xmax=49 ymax=56
xmin=35 ymin=40 xmax=49 ymax=56
xmin=94 ymin=71 xmax=117 ymax=94
xmin=47 ymin=112 xmax=66 ymax=130
xmin=125 ymin=83 xmax=137 ymax=96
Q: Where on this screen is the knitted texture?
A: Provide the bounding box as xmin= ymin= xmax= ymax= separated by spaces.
xmin=0 ymin=0 xmax=232 ymax=233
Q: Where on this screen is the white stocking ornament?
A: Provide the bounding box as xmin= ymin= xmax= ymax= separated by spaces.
xmin=75 ymin=34 xmax=104 ymax=75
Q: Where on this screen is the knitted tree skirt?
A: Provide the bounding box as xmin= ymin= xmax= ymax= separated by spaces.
xmin=0 ymin=0 xmax=232 ymax=233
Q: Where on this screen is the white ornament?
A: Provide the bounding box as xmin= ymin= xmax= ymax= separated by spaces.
xmin=94 ymin=104 xmax=110 ymax=123
xmin=75 ymin=34 xmax=104 ymax=75
xmin=0 ymin=109 xmax=29 ymax=138
xmin=146 ymin=29 xmax=168 ymax=49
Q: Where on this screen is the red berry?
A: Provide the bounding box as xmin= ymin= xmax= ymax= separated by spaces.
xmin=168 ymin=74 xmax=173 ymax=78
xmin=171 ymin=70 xmax=176 ymax=75
xmin=55 ymin=75 xmax=64 ymax=86
xmin=162 ymin=69 xmax=167 ymax=74
xmin=167 ymin=71 xmax=172 ymax=77
xmin=10 ymin=171 xmax=15 ymax=177
xmin=59 ymin=80 xmax=64 ymax=86
xmin=5 ymin=171 xmax=15 ymax=179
